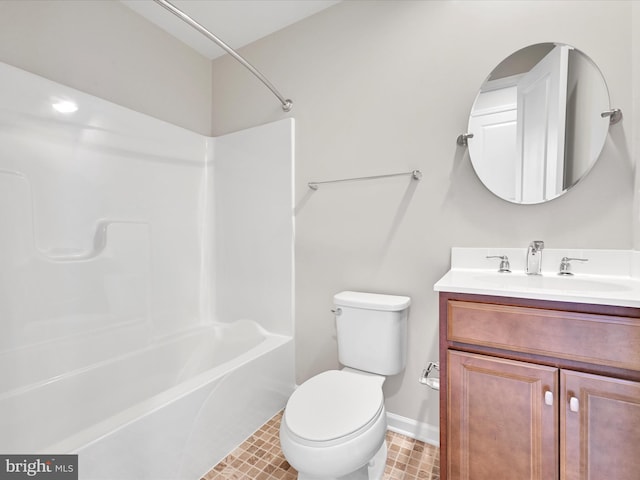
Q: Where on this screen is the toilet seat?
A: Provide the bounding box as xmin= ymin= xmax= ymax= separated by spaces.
xmin=283 ymin=370 xmax=384 ymax=444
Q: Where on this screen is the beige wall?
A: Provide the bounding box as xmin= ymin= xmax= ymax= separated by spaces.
xmin=0 ymin=0 xmax=212 ymax=135
xmin=634 ymin=1 xmax=640 ymax=249
xmin=212 ymin=0 xmax=635 ymax=431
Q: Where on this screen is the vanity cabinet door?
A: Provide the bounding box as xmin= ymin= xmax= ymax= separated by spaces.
xmin=448 ymin=351 xmax=559 ymax=480
xmin=561 ymin=370 xmax=640 ymax=480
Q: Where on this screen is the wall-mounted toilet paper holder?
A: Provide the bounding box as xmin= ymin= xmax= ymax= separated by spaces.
xmin=419 ymin=361 xmax=440 ymax=390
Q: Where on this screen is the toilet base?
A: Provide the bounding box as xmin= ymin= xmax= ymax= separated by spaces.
xmin=296 ymin=439 xmax=387 ymax=480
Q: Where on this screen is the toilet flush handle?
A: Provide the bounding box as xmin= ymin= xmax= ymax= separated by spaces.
xmin=331 ymin=308 xmax=342 ymax=315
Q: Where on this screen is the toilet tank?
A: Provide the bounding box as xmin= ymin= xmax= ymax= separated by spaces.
xmin=334 ymin=291 xmax=410 ymax=376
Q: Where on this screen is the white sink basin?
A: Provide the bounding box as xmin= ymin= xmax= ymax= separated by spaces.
xmin=473 ymin=274 xmax=631 ymax=293
xmin=434 ymin=248 xmax=640 ymax=308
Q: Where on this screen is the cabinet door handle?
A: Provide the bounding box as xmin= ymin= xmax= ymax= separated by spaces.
xmin=569 ymin=396 xmax=579 ymax=412
xmin=544 ymin=390 xmax=553 ymax=406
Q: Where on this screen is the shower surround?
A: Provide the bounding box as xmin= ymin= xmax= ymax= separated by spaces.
xmin=0 ymin=61 xmax=295 ymax=479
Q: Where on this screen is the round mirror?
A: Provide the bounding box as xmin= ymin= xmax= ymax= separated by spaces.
xmin=466 ymin=43 xmax=612 ymax=204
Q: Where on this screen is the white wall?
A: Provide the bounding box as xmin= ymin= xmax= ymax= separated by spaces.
xmin=0 ymin=61 xmax=208 ymax=351
xmin=211 ymin=0 xmax=635 ymax=437
xmin=213 ymin=119 xmax=295 ymax=336
xmin=0 ymin=0 xmax=212 ymax=135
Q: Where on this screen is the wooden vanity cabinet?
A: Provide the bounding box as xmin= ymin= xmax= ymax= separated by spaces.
xmin=439 ymin=292 xmax=640 ymax=480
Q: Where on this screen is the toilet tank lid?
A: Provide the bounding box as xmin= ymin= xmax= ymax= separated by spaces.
xmin=334 ymin=291 xmax=411 ymax=311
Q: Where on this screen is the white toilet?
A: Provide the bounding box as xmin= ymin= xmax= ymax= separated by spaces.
xmin=280 ymin=291 xmax=410 ymax=480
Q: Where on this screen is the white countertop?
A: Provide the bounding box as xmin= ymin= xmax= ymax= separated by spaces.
xmin=434 ymin=248 xmax=640 ymax=308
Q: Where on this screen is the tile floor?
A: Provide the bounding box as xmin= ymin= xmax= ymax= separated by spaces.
xmin=201 ymin=411 xmax=440 ymax=480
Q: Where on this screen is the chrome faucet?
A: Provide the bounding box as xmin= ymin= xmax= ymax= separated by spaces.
xmin=486 ymin=255 xmax=511 ymax=273
xmin=526 ymin=241 xmax=545 ymax=275
xmin=558 ymin=257 xmax=588 ymax=276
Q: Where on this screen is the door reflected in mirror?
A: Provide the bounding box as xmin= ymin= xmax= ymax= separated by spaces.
xmin=467 ymin=43 xmax=611 ymax=204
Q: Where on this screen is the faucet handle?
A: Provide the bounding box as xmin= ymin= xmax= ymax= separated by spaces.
xmin=486 ymin=255 xmax=511 ymax=273
xmin=558 ymin=257 xmax=588 ymax=276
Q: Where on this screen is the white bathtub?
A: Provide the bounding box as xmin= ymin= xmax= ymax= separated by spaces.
xmin=0 ymin=320 xmax=295 ymax=480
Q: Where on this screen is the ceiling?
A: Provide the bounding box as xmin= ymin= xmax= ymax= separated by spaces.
xmin=121 ymin=0 xmax=341 ymax=60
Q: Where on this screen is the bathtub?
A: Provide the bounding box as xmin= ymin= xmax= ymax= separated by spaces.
xmin=0 ymin=320 xmax=295 ymax=479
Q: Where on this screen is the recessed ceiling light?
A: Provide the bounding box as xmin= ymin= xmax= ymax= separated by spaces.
xmin=52 ymin=100 xmax=78 ymax=114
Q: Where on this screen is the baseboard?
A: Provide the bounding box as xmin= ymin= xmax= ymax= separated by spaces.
xmin=386 ymin=412 xmax=439 ymax=447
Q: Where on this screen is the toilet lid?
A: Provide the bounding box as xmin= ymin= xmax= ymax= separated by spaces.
xmin=284 ymin=370 xmax=384 ymax=442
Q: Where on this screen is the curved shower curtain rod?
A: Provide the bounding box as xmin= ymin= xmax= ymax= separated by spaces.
xmin=153 ymin=0 xmax=293 ymax=112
